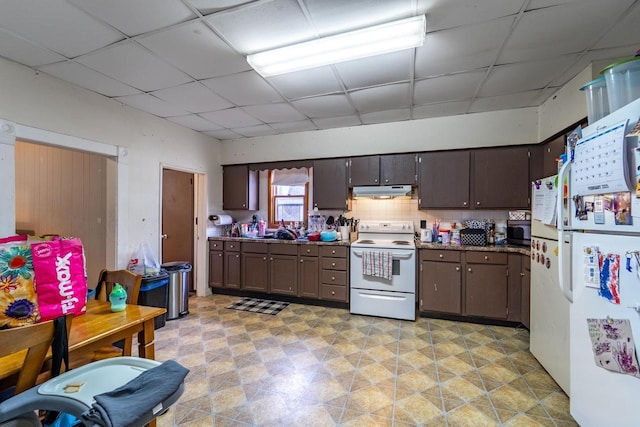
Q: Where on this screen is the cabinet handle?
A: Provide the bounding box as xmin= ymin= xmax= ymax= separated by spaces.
xmin=455 ymin=266 xmax=460 ymax=271
xmin=384 ymin=179 xmax=389 ymax=183
xmin=374 ymin=178 xmax=378 ymax=183
xmin=242 ymin=204 xmax=246 ymax=208
xmin=331 ymin=250 xmax=336 ymax=255
xmin=331 ymin=291 xmax=336 ymax=295
xmin=520 ymin=272 xmax=525 ymax=277
xmin=218 ymin=253 xmax=222 ymax=257
xmin=263 ymin=257 xmax=267 ymax=261
xmin=332 ymin=276 xmax=335 ymax=281
xmin=484 ymin=256 xmax=489 ymax=260
xmin=300 ymin=259 xmax=303 ymax=263
xmin=235 ymin=254 xmax=239 ymax=258
xmin=270 ymin=257 xmax=273 ymax=261
xmin=439 ymin=254 xmax=444 ymax=258
xmin=306 ymin=249 xmax=311 ymax=253
xmin=476 ymin=201 xmax=480 ymax=206
xmin=331 ymin=262 xmax=336 ymax=267
xmin=463 ymin=201 xmax=468 ymax=206
xmin=468 ymin=267 xmax=472 ymax=272
xmin=230 ymin=244 xmax=234 ymax=248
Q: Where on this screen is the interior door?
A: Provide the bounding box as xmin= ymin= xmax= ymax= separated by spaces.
xmin=162 ymin=168 xmax=194 ymax=290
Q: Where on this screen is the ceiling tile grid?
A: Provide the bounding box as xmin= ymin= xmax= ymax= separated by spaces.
xmin=0 ymin=0 xmax=637 ymax=140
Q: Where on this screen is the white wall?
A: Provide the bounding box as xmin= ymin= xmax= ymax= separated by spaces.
xmin=0 ymin=58 xmax=222 ymax=276
xmin=221 ymin=107 xmax=539 ymax=164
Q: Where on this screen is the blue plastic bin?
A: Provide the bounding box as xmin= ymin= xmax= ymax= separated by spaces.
xmin=138 ymin=271 xmax=169 ymax=329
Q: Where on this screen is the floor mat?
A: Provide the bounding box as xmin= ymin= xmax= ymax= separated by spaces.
xmin=225 ymin=297 xmax=289 ymax=315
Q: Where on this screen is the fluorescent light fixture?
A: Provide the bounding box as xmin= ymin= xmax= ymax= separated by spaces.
xmin=247 ymin=15 xmax=426 ymax=77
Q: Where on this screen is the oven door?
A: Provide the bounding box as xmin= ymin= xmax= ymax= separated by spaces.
xmin=349 ymin=247 xmax=415 ymax=293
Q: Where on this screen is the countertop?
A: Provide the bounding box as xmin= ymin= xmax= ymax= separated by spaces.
xmin=208 ymin=236 xmax=529 ymax=254
xmin=208 ymin=236 xmax=351 ymax=246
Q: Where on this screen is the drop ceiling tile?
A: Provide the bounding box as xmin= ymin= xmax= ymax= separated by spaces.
xmin=189 ymin=0 xmax=257 ymax=15
xmin=334 ymin=51 xmax=412 ymax=90
xmin=269 ymin=120 xmax=317 ymax=132
xmin=166 ymin=114 xmax=224 ymax=131
xmin=361 ymin=108 xmax=411 ymax=124
xmin=479 ymin=56 xmax=578 ymax=97
xmin=200 ymin=107 xmax=263 ymax=128
xmin=151 ymin=82 xmax=232 ymax=113
xmin=205 ymin=0 xmax=316 ymax=54
xmin=77 ymin=42 xmax=192 ymax=92
xmin=266 ymin=66 xmax=343 ymax=99
xmin=416 ymin=0 xmax=522 ymax=32
xmin=202 ymin=71 xmax=283 ymax=105
xmin=469 ymin=90 xmax=541 ymax=113
xmin=350 ymin=83 xmax=412 ymax=113
xmin=39 ymin=61 xmax=141 ymax=97
xmin=414 ymin=70 xmax=486 ymax=104
xmin=499 ymin=1 xmax=631 ymax=64
xmin=415 ymin=17 xmax=512 ymax=78
xmin=594 ymin=2 xmax=640 ymax=50
xmin=232 ymin=124 xmax=277 ymax=137
xmin=242 ymin=103 xmax=306 ymax=123
xmin=204 ymin=129 xmax=242 ymax=140
xmin=138 ymin=21 xmax=251 ymax=80
xmin=115 ymin=93 xmax=189 ymax=117
xmin=304 ymin=0 xmax=414 ymax=36
xmin=0 ymin=30 xmax=66 ymax=67
xmin=412 ymin=100 xmax=471 ymax=119
xmin=68 ymin=0 xmax=195 ymax=36
xmin=291 ymin=95 xmax=354 ymax=118
xmin=0 ymin=0 xmax=123 ymax=58
xmin=313 ymin=115 xmax=362 ymax=129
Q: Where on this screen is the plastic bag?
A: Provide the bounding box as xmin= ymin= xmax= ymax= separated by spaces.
xmin=127 ymin=242 xmax=160 ymax=275
xmin=31 ymin=238 xmax=88 ymax=322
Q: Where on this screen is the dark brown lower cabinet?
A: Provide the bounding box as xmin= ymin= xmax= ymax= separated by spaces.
xmin=521 ymin=255 xmax=531 ymax=329
xmin=299 ymin=256 xmax=319 ymax=298
xmin=224 ymin=251 xmax=241 ymax=289
xmin=420 ymin=261 xmax=462 ymax=314
xmin=209 ymin=250 xmax=224 ymax=288
xmin=242 ymin=252 xmax=268 ymax=292
xmin=270 ymin=254 xmax=298 ymax=295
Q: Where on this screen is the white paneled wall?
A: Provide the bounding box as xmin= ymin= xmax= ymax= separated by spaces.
xmin=14 ymin=140 xmax=107 ymax=283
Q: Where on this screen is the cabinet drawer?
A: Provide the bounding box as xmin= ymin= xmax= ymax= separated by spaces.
xmin=242 ymin=242 xmax=268 ymax=253
xmin=270 ymin=244 xmax=298 ymax=255
xmin=320 ymin=246 xmax=347 ymax=258
xmin=321 ymin=258 xmax=347 ymax=271
xmin=321 ymin=270 xmax=347 ymax=286
xmin=465 ymin=251 xmax=508 ymax=264
xmin=421 ymin=249 xmax=461 ymax=263
xmin=321 ymin=284 xmax=347 ymax=301
xmin=209 ymin=240 xmax=223 ymax=250
xmin=224 ymin=241 xmax=240 ymax=251
xmin=299 ymin=245 xmax=319 ymax=256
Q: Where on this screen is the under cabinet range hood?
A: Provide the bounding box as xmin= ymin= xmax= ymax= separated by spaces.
xmin=352 ymin=185 xmax=412 ymax=199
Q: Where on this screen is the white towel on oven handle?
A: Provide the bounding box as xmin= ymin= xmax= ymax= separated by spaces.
xmin=362 ymin=251 xmax=392 ymax=280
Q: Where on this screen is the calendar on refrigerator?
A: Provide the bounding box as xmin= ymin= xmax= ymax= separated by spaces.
xmin=572 ymin=121 xmax=630 ymax=196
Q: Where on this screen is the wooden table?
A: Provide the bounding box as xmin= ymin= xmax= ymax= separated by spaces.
xmin=0 ymin=300 xmax=166 ymax=385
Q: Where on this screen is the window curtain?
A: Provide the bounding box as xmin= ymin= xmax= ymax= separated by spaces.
xmin=271 ymin=168 xmax=309 ymax=186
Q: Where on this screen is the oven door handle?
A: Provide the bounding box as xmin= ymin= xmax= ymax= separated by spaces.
xmin=351 ymin=250 xmax=413 ymax=259
xmin=357 ymin=292 xmax=409 ymax=301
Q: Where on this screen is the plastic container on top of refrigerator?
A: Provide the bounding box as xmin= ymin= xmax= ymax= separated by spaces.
xmin=579 ymin=77 xmax=609 ymax=123
xmin=600 ymin=56 xmax=640 ymax=112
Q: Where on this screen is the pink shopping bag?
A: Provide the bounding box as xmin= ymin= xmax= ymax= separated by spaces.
xmin=31 ymin=238 xmax=87 ymax=321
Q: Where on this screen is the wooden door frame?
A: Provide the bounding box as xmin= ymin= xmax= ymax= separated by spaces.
xmin=160 ymin=163 xmax=208 ymax=297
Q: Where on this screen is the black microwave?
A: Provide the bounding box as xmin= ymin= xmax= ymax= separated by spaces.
xmin=507 ymin=220 xmax=531 ymax=246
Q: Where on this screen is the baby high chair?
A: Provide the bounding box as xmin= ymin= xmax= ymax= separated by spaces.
xmin=0 ymin=357 xmax=187 ymax=427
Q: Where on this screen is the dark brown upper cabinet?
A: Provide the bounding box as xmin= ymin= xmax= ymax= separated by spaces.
xmin=418 ymin=151 xmax=470 ymax=209
xmin=471 ymin=146 xmax=530 ymax=209
xmin=313 ymin=158 xmax=350 ymax=210
xmin=349 ymin=153 xmax=416 ymax=186
xmin=222 ymin=164 xmax=258 ymax=210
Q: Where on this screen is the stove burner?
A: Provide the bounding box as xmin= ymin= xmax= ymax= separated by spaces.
xmin=392 ymin=241 xmax=411 ymax=245
xmin=357 ymin=240 xmax=375 ymax=244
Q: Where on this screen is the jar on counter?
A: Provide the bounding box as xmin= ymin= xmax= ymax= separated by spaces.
xmin=451 ymin=229 xmax=461 ymax=245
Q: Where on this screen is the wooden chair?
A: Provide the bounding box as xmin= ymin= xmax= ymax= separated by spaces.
xmin=92 ymin=269 xmax=142 ymax=358
xmin=0 ymin=316 xmax=72 ymax=396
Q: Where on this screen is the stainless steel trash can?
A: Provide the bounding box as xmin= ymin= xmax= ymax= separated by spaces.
xmin=161 ymin=261 xmax=192 ymax=320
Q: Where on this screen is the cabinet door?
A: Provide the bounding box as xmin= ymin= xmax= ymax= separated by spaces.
xmin=313 ymin=158 xmax=349 ymax=210
xmin=419 ymin=261 xmax=461 ymax=314
xmin=471 ymin=146 xmax=530 ymax=209
xmin=521 ymin=255 xmax=531 ymax=329
xmin=419 ymin=151 xmax=470 ymax=209
xmin=299 ymin=256 xmax=319 ymax=298
xmin=223 ymin=165 xmax=258 ymax=210
xmin=542 ymin=134 xmax=565 ymax=178
xmin=242 ymin=253 xmax=269 ymax=292
xmin=270 ymin=255 xmax=298 ymax=295
xmin=209 ymin=251 xmax=224 ymax=288
xmin=350 ymin=156 xmax=380 ymax=186
xmin=380 ymin=153 xmax=416 ymax=185
xmin=224 ymin=251 xmax=241 ymax=289
xmin=465 ymin=264 xmax=508 ymax=319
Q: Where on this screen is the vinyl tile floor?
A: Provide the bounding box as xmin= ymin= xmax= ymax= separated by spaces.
xmin=148 ymin=294 xmax=576 ymax=427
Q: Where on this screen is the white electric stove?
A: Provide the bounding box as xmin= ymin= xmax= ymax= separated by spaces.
xmin=350 ymin=220 xmax=416 ymax=321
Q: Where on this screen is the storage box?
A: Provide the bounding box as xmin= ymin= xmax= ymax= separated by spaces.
xmin=138 ymin=272 xmax=169 ymax=329
xmin=601 ymin=57 xmax=640 ymax=113
xmin=579 ymin=77 xmax=609 ymax=123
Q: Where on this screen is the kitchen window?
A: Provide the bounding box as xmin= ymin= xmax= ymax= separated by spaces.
xmin=268 ymin=168 xmax=309 ymax=228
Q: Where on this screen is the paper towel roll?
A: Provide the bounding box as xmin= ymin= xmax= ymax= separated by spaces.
xmin=212 ymin=214 xmax=232 ymax=226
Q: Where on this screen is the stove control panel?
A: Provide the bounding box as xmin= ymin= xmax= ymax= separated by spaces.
xmin=357 ymin=221 xmax=414 ymax=234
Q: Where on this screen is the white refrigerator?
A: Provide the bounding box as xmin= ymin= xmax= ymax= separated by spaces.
xmin=559 ymin=98 xmax=640 ymax=426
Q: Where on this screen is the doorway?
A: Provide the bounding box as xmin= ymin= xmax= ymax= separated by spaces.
xmin=161 ymin=168 xmax=194 ymax=291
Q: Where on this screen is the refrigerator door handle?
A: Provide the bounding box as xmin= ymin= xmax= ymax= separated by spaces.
xmin=556 ymin=161 xmax=571 ymax=232
xmin=558 ymin=232 xmax=573 ymax=302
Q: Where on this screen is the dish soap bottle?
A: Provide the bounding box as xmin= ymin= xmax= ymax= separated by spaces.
xmin=109 ymin=283 xmax=127 ymax=312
